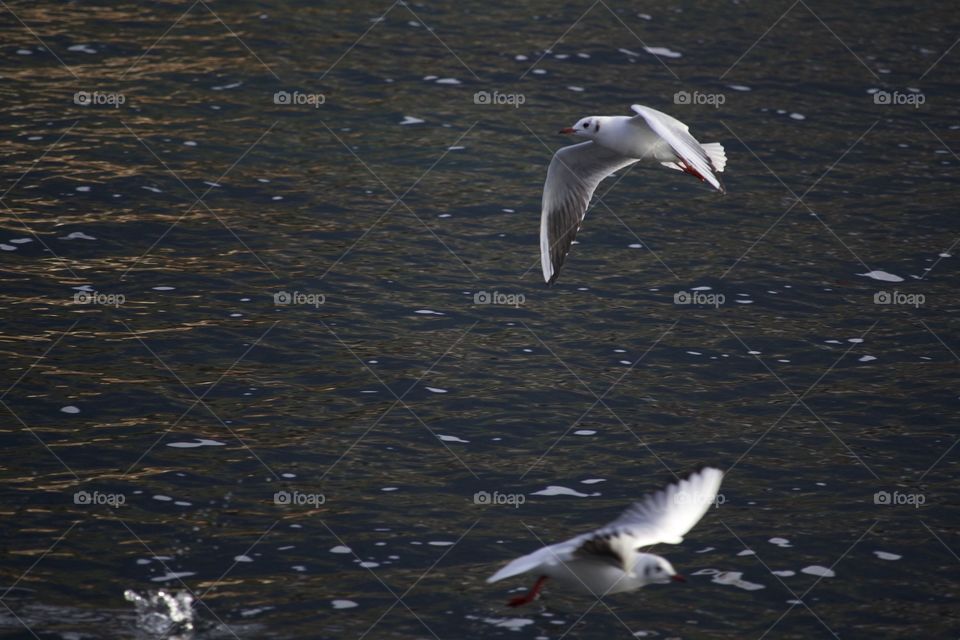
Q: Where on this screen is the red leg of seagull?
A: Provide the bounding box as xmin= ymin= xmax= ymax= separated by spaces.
xmin=507 ymin=576 xmax=548 ymax=607
xmin=679 ymin=160 xmax=706 ymax=183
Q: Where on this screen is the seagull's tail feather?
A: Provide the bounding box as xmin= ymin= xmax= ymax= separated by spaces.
xmin=661 ymin=143 xmax=725 ymax=174
xmin=700 ymin=142 xmax=726 ymax=173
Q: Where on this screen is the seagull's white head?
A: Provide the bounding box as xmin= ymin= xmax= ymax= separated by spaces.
xmin=560 ymin=116 xmax=605 ymax=138
xmin=634 ymin=554 xmax=684 ymax=585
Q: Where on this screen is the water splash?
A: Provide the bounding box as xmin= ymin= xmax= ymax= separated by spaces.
xmin=124 ymin=589 xmax=195 ymax=637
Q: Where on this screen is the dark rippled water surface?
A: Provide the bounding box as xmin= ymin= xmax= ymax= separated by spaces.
xmin=1 ymin=1 xmax=959 ymax=638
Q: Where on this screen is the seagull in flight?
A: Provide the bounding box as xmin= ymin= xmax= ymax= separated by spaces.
xmin=487 ymin=466 xmax=724 ymax=606
xmin=540 ymin=104 xmax=727 ymax=284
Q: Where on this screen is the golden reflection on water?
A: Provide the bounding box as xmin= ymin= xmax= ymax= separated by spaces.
xmin=0 ymin=1 xmax=958 ymax=638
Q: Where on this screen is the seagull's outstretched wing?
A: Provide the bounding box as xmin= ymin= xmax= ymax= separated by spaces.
xmin=579 ymin=466 xmax=724 ymax=556
xmin=630 ymin=105 xmax=725 ymax=194
xmin=540 ymin=141 xmax=638 ymax=285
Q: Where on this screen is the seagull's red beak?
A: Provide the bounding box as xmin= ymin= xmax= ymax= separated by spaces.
xmin=671 ymin=574 xmax=687 ymax=583
xmin=558 ymin=127 xmax=574 ymax=134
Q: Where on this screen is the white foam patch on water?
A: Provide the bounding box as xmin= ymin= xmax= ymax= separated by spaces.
xmin=801 ymin=565 xmax=835 ymax=578
xmin=150 ymin=571 xmax=196 ymax=582
xmin=858 ymin=270 xmax=904 ymax=282
xmin=68 ymin=44 xmax=98 ymax=54
xmin=9 ymin=238 xmax=32 ymax=244
xmin=567 ymin=86 xmax=584 ymax=92
xmin=737 ymin=549 xmax=756 ymax=556
xmin=859 ymin=355 xmax=877 ymax=362
xmin=435 ymin=78 xmax=461 ymax=85
xmin=358 ymin=561 xmax=379 ymax=568
xmin=483 ymin=617 xmax=535 ymax=631
xmin=728 ymin=84 xmax=751 ymax=91
xmin=153 ymin=495 xmax=173 ymax=502
xmin=167 ymin=438 xmax=225 ymax=448
xmin=428 ymin=541 xmax=454 ymax=546
xmin=142 ymin=186 xmax=162 ymax=193
xmin=531 ymin=486 xmax=590 ymax=497
xmin=438 ymin=434 xmax=469 ymax=443
xmin=644 ymin=46 xmax=682 ymax=58
xmin=790 ymin=113 xmax=806 ymax=120
xmin=60 ymin=231 xmax=96 ymax=240
xmin=60 ymin=405 xmax=80 ymax=414
xmin=153 ymin=286 xmax=175 ymax=291
xmin=0 ymin=244 xmax=15 ymax=251
xmin=330 ymin=545 xmax=352 ymax=554
xmin=581 ymin=478 xmax=605 ymax=484
xmin=874 ymin=551 xmax=901 ymax=561
xmin=234 ymin=555 xmax=253 ymax=563
xmin=574 ymin=429 xmax=596 ymax=436
xmin=414 ymin=309 xmax=444 ymax=315
xmin=768 ymin=537 xmax=791 ymax=547
xmin=425 ymin=386 xmax=448 ymax=393
xmin=771 ymin=570 xmax=795 ymax=577
xmin=711 ymin=571 xmax=765 ymax=590
xmin=331 ymin=599 xmax=358 ymax=609
xmin=400 ymin=116 xmax=425 ymax=125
